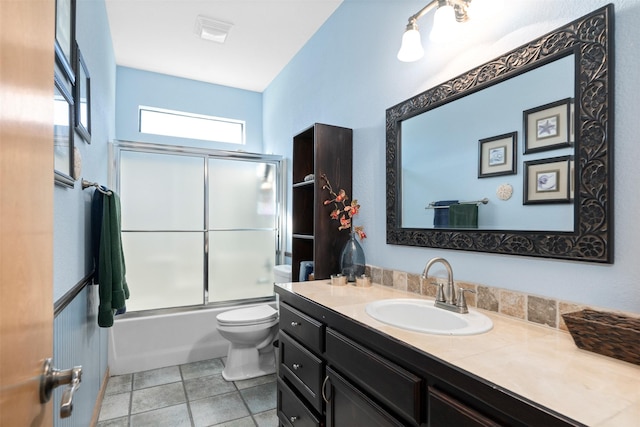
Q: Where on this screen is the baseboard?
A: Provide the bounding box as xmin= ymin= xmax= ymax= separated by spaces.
xmin=90 ymin=366 xmax=110 ymax=427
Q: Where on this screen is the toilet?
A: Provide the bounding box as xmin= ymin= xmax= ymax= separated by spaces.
xmin=216 ymin=304 xmax=279 ymax=381
xmin=216 ymin=264 xmax=291 ymax=381
xmin=274 ymin=264 xmax=292 ymax=283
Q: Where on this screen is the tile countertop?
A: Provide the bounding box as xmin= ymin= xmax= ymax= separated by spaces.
xmin=275 ymin=281 xmax=640 ymax=427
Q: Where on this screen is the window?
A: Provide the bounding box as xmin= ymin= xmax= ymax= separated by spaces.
xmin=139 ymin=106 xmax=245 ymax=145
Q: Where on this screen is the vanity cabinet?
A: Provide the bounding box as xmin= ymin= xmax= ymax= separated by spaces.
xmin=324 ymin=366 xmax=403 ymax=427
xmin=277 ymin=302 xmax=325 ymax=426
xmin=276 ymin=286 xmax=585 ymax=427
xmin=428 ymin=387 xmax=500 ymax=427
xmin=291 ymin=123 xmax=352 ymax=281
xmin=325 ymin=328 xmax=422 ymax=425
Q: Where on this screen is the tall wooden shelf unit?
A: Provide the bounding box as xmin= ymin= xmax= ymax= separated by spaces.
xmin=292 ymin=123 xmax=353 ymax=281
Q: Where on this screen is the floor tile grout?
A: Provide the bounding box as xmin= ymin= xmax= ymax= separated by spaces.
xmin=98 ymin=357 xmax=276 ymax=427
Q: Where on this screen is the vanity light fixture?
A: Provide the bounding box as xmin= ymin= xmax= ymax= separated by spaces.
xmin=397 ymin=0 xmax=472 ymax=62
xmin=195 ymin=15 xmax=233 ymax=44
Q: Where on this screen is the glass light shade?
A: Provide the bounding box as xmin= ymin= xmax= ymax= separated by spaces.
xmin=467 ymin=0 xmax=497 ymax=20
xmin=397 ymin=28 xmax=424 ymax=62
xmin=430 ymin=4 xmax=456 ymax=42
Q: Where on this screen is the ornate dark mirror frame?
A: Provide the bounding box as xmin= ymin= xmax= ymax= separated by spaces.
xmin=386 ymin=5 xmax=613 ymax=263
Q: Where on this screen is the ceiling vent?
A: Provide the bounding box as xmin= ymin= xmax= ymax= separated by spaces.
xmin=195 ymin=15 xmax=233 ymax=44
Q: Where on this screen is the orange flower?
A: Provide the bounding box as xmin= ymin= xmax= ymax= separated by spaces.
xmin=321 ymin=174 xmax=366 ymax=240
xmin=339 ymin=215 xmax=351 ymax=230
xmin=348 ymin=200 xmax=360 ymax=217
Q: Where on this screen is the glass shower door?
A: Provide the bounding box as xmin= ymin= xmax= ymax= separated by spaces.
xmin=207 ymin=158 xmax=277 ymax=302
xmin=120 ymin=150 xmax=205 ymax=312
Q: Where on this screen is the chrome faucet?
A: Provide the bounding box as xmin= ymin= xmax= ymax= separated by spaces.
xmin=422 ymin=257 xmax=474 ymax=314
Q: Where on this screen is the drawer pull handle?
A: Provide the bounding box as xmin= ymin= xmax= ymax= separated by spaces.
xmin=290 ymin=415 xmax=299 ymax=423
xmin=292 ymin=363 xmax=302 ymax=370
xmin=322 ymin=375 xmax=332 ymax=403
xmin=291 ymin=321 xmax=301 ymax=327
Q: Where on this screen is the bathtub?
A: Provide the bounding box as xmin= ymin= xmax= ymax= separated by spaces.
xmin=108 ymin=301 xmax=277 ymax=375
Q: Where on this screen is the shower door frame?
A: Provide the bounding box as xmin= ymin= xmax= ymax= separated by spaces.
xmin=110 ymin=140 xmax=286 ymax=313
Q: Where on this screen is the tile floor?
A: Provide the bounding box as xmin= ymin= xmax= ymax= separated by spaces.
xmin=97 ymin=357 xmax=278 ymax=427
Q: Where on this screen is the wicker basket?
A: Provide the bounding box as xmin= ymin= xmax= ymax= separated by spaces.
xmin=562 ymin=309 xmax=640 ymax=366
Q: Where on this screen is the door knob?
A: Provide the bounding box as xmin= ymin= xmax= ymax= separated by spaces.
xmin=40 ymin=358 xmax=83 ymax=418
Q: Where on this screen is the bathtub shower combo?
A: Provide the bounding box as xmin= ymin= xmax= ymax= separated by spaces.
xmin=108 ymin=141 xmax=290 ymax=378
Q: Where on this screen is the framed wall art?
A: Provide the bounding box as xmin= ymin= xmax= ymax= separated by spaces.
xmin=523 ymin=155 xmax=573 ymax=204
xmin=478 ymin=131 xmax=517 ymax=178
xmin=54 ymin=73 xmax=75 ymax=188
xmin=523 ymin=98 xmax=573 ymax=154
xmin=55 ymin=0 xmax=76 ymax=81
xmin=75 ymin=43 xmax=91 ymax=143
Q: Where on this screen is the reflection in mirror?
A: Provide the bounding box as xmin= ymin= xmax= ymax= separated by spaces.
xmin=386 ymin=5 xmax=613 ymax=263
xmin=401 ymin=55 xmax=575 ymax=231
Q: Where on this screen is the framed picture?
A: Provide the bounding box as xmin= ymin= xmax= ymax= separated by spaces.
xmin=569 ymin=159 xmax=575 ymax=201
xmin=55 ymin=0 xmax=76 ymax=82
xmin=54 ymin=73 xmax=75 ymax=188
xmin=523 ymin=156 xmax=573 ymax=204
xmin=523 ymin=98 xmax=573 ymax=154
xmin=478 ymin=131 xmax=517 ymax=178
xmin=75 ymin=43 xmax=91 ymax=143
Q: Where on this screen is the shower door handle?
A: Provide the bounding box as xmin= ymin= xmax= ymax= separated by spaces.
xmin=40 ymin=358 xmax=83 ymax=418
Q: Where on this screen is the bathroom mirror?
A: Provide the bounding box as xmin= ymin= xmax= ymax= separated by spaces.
xmin=386 ymin=5 xmax=613 ymax=263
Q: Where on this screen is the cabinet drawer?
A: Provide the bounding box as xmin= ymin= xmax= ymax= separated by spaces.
xmin=277 ymin=377 xmax=321 ymax=427
xmin=428 ymin=386 xmax=503 ymax=427
xmin=325 ymin=328 xmax=423 ymax=425
xmin=280 ymin=302 xmax=324 ymax=353
xmin=280 ymin=331 xmax=324 ymax=412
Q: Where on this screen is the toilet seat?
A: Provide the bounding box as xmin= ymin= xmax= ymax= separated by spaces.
xmin=216 ymin=305 xmax=278 ymax=327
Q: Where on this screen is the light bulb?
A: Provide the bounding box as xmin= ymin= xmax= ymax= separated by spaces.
xmin=397 ymin=28 xmax=424 ymax=62
xmin=430 ymin=4 xmax=456 ymax=42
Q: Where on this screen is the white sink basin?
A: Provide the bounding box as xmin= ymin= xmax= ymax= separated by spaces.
xmin=365 ymin=299 xmax=493 ymax=336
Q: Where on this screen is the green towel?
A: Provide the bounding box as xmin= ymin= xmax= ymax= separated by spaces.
xmin=449 ymin=203 xmax=478 ymax=228
xmin=98 ymin=192 xmax=130 ymax=327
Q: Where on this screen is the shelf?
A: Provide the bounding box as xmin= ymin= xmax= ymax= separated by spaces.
xmin=293 ymin=234 xmax=314 ymax=240
xmin=292 ymin=123 xmax=353 ymax=281
xmin=293 ymin=180 xmax=315 ymax=188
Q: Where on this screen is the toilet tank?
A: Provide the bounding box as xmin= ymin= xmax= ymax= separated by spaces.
xmin=274 ymin=264 xmax=292 ymax=283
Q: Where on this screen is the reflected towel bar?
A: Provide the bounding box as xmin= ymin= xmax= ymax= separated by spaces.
xmin=426 ymin=198 xmax=489 ymax=209
xmin=81 ymin=179 xmax=112 ymax=195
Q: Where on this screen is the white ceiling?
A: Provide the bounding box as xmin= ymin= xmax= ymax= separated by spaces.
xmin=105 ymin=0 xmax=343 ymax=93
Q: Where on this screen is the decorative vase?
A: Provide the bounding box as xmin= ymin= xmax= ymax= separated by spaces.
xmin=340 ymin=231 xmax=365 ymax=282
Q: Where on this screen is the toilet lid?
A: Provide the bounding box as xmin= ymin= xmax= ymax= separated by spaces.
xmin=216 ymin=305 xmax=278 ymax=326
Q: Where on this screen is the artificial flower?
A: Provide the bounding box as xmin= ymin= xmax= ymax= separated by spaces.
xmin=321 ymin=174 xmax=366 ymax=240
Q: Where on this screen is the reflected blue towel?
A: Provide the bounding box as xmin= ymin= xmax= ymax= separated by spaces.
xmin=433 ymin=200 xmax=458 ymax=228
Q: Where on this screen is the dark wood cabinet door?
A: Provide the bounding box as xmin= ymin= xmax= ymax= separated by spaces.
xmin=325 ymin=367 xmax=404 ymax=427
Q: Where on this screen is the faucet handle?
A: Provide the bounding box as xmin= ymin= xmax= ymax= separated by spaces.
xmin=435 ymin=283 xmax=446 ymax=302
xmin=456 ymin=288 xmax=476 ymax=313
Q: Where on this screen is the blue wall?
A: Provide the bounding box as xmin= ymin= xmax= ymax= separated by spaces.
xmin=263 ymin=0 xmax=640 ymax=313
xmin=401 ymin=54 xmax=575 ymax=230
xmin=115 ymin=67 xmax=264 ymax=153
xmin=53 ymin=0 xmax=116 ymax=425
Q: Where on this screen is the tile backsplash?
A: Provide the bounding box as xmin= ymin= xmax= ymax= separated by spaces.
xmin=364 ymin=265 xmax=634 ymax=332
